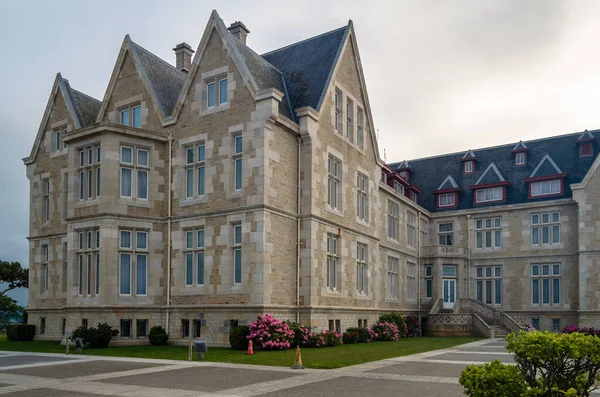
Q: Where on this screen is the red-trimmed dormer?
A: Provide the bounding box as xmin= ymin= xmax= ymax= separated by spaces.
xmin=396 ymin=160 xmax=412 ymax=182
xmin=470 ymin=163 xmax=508 ymax=204
xmin=434 ymin=175 xmax=460 ymax=209
xmin=512 ymin=141 xmax=529 ymax=166
xmin=381 ymin=164 xmax=392 ymax=183
xmin=460 ymin=149 xmax=477 ymax=174
xmin=577 ymin=130 xmax=596 ymax=157
xmin=406 ymin=185 xmax=420 ymax=204
xmin=525 ymin=154 xmax=567 ymax=199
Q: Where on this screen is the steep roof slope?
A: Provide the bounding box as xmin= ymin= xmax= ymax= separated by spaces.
xmin=131 ymin=41 xmax=187 ymax=117
xmin=262 ymin=25 xmax=349 ymax=112
xmin=388 ymin=131 xmax=600 ymax=212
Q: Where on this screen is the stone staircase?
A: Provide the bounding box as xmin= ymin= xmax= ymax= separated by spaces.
xmin=428 ymin=298 xmax=526 ymax=338
xmin=489 ymin=324 xmax=511 ymax=339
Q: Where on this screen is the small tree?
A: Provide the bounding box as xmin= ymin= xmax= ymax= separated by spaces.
xmin=0 ymin=261 xmax=29 ymax=296
xmin=0 ymin=295 xmax=23 ymax=330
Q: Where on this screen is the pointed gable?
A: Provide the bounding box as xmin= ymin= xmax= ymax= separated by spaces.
xmin=512 ymin=141 xmax=528 ymax=152
xmin=24 ymin=73 xmax=100 ymax=165
xmin=528 ymin=154 xmax=565 ymax=179
xmin=96 ymin=35 xmax=182 ymax=125
xmin=577 ymin=130 xmax=596 ymax=142
xmin=396 ymin=160 xmax=411 ymax=171
xmin=474 ymin=163 xmax=506 ymax=186
xmin=262 ymin=25 xmax=349 ymax=112
xmin=436 ymin=175 xmax=459 ymax=191
xmin=461 ymin=149 xmax=477 ymax=161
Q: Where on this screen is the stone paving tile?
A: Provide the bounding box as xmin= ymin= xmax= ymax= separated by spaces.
xmin=426 ymin=352 xmax=515 ymax=364
xmin=258 ymin=376 xmax=465 ymax=397
xmin=4 ymin=360 xmax=166 ymax=379
xmin=0 ymin=355 xmax=77 ymax=368
xmin=367 ymin=361 xmax=468 ymax=378
xmin=2 ymin=387 xmax=105 ymax=396
xmin=461 ymin=346 xmax=508 ymax=352
xmin=98 ymin=366 xmax=300 ymax=393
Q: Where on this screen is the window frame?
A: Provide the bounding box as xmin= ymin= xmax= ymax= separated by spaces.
xmin=120 ymin=145 xmax=149 ymax=200
xmin=356 ymin=172 xmax=369 ymax=222
xmin=184 ymin=142 xmax=207 ymax=199
xmin=183 ymin=228 xmax=206 ymax=287
xmin=387 ymin=200 xmax=400 ymax=241
xmin=474 ymin=186 xmax=504 ymax=204
xmin=425 ymin=265 xmax=433 ymax=299
xmin=531 ymin=212 xmax=561 ymax=246
xmin=327 ymin=155 xmax=342 ymax=211
xmin=119 ymin=104 xmax=142 ymax=128
xmin=437 ymin=192 xmax=456 ymax=208
xmin=326 ymin=234 xmax=340 ymax=291
xmin=118 ymin=228 xmax=149 ymax=296
xmin=438 ymin=222 xmax=454 ymax=246
xmin=356 ymin=243 xmax=368 ymax=295
xmin=464 ymin=160 xmax=474 ymax=174
xmin=475 ymin=217 xmax=502 ymax=250
xmin=530 ymin=179 xmax=562 ymax=198
xmin=531 ymin=263 xmax=561 ymax=306
xmin=387 ymin=256 xmax=400 ymax=299
xmin=475 ymin=265 xmax=502 ymax=305
xmin=77 ymin=144 xmax=101 ymax=201
xmin=76 ymin=227 xmax=100 ymax=296
xmin=515 ymin=151 xmax=526 ymax=166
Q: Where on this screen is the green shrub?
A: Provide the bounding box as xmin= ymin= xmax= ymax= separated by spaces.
xmin=71 ymin=322 xmax=118 ymax=348
xmin=460 ymin=360 xmax=528 ymax=397
xmin=320 ymin=329 xmax=343 ymax=347
xmin=378 ymin=312 xmax=407 ymax=337
xmin=6 ymin=324 xmax=35 ymax=341
xmin=229 ymin=325 xmax=250 ymax=350
xmin=507 ymin=330 xmax=600 ymax=396
xmin=343 ymin=327 xmax=376 ymax=344
xmin=148 ymin=325 xmax=168 ymax=346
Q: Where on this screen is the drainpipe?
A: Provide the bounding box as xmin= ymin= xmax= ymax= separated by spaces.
xmin=417 ymin=211 xmax=422 ymax=336
xmin=296 ymin=136 xmax=303 ymax=324
xmin=166 ymin=134 xmax=173 ymax=334
xmin=466 ymin=214 xmax=471 ymax=302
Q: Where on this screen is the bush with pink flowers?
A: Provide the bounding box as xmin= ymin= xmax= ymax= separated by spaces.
xmin=246 ymin=313 xmax=294 ymax=350
xmin=371 ymin=321 xmax=400 ymax=341
xmin=304 ymin=332 xmax=326 ymax=348
xmin=320 ymin=329 xmax=343 ymax=347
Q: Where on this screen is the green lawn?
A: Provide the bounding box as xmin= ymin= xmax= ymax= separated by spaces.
xmin=0 ymin=335 xmax=479 ymax=369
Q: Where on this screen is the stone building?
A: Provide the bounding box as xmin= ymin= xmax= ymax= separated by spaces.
xmin=23 ymin=10 xmax=600 ymax=344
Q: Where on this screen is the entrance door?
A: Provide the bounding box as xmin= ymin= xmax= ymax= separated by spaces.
xmin=443 ymin=278 xmax=456 ymax=309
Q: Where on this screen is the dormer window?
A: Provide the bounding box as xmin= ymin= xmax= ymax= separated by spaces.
xmin=438 ymin=193 xmax=456 ymax=208
xmin=399 ymin=170 xmax=408 ymax=180
xmin=530 ymin=179 xmax=562 ymax=197
xmin=475 ymin=187 xmax=504 ymax=203
xmin=464 ymin=160 xmax=473 ymax=174
xmin=515 ymin=152 xmax=526 ymax=166
xmin=580 ymin=142 xmax=593 ymax=157
xmin=410 ymin=191 xmax=418 ymax=203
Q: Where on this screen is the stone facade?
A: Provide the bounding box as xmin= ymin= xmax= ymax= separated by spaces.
xmin=23 ymin=11 xmax=600 ymax=346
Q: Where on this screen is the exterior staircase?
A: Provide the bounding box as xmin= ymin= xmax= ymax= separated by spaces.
xmin=428 ymin=298 xmax=526 ymax=338
xmin=489 ymin=324 xmax=511 ymax=339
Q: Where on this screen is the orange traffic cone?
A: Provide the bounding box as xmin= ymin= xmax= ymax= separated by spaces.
xmin=247 ymin=339 xmax=254 ymax=355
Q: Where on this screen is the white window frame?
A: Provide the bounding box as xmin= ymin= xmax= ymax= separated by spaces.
xmin=387 ymin=200 xmax=399 ymax=241
xmin=530 ymin=179 xmax=561 ymax=197
xmin=407 ymin=211 xmax=417 ymax=248
xmin=387 ymin=256 xmax=399 ymax=299
xmin=42 ymin=179 xmax=50 ymax=223
xmin=327 ymin=155 xmax=342 ymax=211
xmin=531 ymin=212 xmax=560 ymax=246
xmin=183 ymin=229 xmax=205 ymax=287
xmin=346 ymin=98 xmax=354 ymax=143
xmin=464 ymin=160 xmax=473 ymax=173
xmin=356 ymin=243 xmax=367 ymax=295
xmin=475 ymin=187 xmax=503 ymax=203
xmin=531 ymin=263 xmax=561 ymax=305
xmin=41 ymin=245 xmax=49 ymax=293
xmin=219 ymin=78 xmax=228 ymax=105
xmin=118 ymin=229 xmax=148 ymax=296
xmin=232 ymin=224 xmax=242 ymax=285
xmin=356 ymin=107 xmax=364 ymax=150
xmin=515 ymin=151 xmax=525 ymax=165
xmin=77 ymin=144 xmax=101 ymax=201
xmin=356 ymin=172 xmax=368 ymax=222
xmin=77 ymin=227 xmax=99 ymax=296
xmin=185 ymin=143 xmax=207 ymax=199
xmin=327 ymin=234 xmax=340 ymax=291
xmin=475 ymin=217 xmax=502 ymax=249
xmin=438 ymin=193 xmax=456 ymax=208
xmin=475 ymin=266 xmax=502 ymax=305
xmin=407 ymin=262 xmax=416 ymax=301
xmin=425 ymin=265 xmax=433 ymax=299
xmin=120 ymin=146 xmax=149 ymax=200
xmin=119 ymin=104 xmax=142 ymax=128
xmin=334 ymin=88 xmax=342 ymax=133
xmin=438 ymin=223 xmax=453 ymax=246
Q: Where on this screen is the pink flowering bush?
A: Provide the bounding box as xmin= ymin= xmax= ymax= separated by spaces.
xmin=246 ymin=313 xmax=294 ymax=350
xmin=304 ymin=333 xmax=326 ymax=348
xmin=562 ymin=325 xmax=600 ymax=336
xmin=320 ymin=329 xmax=343 ymax=347
xmin=371 ymin=321 xmax=400 ymax=341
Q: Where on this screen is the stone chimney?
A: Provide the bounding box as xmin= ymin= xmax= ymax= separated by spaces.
xmin=227 ymin=21 xmax=250 ymax=45
xmin=173 ymin=42 xmax=194 ymax=72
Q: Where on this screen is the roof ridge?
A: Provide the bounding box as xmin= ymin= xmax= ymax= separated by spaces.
xmin=261 ymin=25 xmax=348 ymax=57
xmin=130 ymin=41 xmax=186 ymax=77
xmin=228 ymin=34 xmax=284 ymax=76
xmin=389 ymin=129 xmax=600 ymax=165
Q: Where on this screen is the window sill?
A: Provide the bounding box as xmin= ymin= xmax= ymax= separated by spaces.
xmin=356 ymin=218 xmax=369 ymax=227
xmin=50 ymin=150 xmax=67 ymax=159
xmin=325 ymin=206 xmax=343 ymax=218
xmin=202 ymin=102 xmax=230 ymax=117
xmin=118 ymin=198 xmax=151 ymax=208
xmin=181 ymin=196 xmax=208 ymax=206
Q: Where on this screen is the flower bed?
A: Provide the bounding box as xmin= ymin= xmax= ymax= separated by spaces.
xmin=247 ymin=314 xmax=294 ymax=350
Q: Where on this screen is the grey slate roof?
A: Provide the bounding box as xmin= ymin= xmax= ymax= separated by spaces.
xmin=262 ymin=25 xmax=349 ymax=112
xmin=388 ymin=130 xmax=600 ymax=212
xmin=61 ymin=77 xmax=101 ymax=127
xmin=227 ymin=35 xmax=292 ymax=119
xmin=131 ymin=41 xmax=187 ymax=117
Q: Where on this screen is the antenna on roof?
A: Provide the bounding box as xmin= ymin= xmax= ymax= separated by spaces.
xmin=384 ymin=148 xmax=387 ymax=163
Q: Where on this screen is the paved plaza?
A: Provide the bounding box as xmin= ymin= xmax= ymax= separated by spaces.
xmin=0 ymin=339 xmax=551 ymax=396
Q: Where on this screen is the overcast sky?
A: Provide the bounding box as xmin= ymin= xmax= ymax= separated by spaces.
xmin=2 ymin=0 xmax=599 ymax=305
